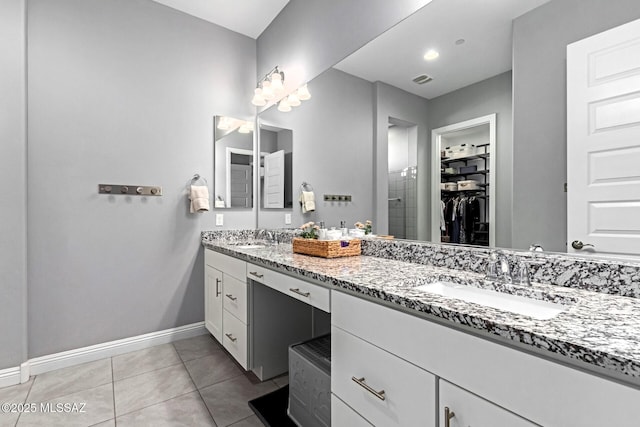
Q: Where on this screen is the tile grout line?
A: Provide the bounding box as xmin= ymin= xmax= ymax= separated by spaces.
xmin=14 ymin=374 xmax=36 ymax=426
xmin=173 ymin=341 xmax=219 ymax=426
xmin=111 ymin=356 xmax=116 ymax=426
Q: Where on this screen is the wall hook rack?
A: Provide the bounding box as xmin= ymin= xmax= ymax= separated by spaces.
xmin=98 ymin=184 xmax=162 ymax=196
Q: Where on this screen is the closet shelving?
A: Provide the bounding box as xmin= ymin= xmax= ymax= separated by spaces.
xmin=441 ymin=143 xmax=490 ymax=246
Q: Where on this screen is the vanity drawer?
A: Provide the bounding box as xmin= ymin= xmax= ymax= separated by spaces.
xmin=222 ymin=309 xmax=247 ymax=369
xmin=205 ymin=249 xmax=246 ymax=281
xmin=222 ymin=274 xmax=247 ymax=323
xmin=247 ymin=264 xmax=330 ymax=312
xmin=331 ymin=326 xmax=436 ymax=427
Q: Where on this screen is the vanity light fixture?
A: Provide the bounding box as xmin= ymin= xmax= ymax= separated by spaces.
xmin=423 ymin=49 xmax=440 ymax=60
xmin=251 ymin=65 xmax=312 ymax=112
xmin=251 ymin=66 xmax=284 ymax=106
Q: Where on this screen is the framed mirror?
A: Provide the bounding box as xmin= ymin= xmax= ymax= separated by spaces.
xmin=213 ymin=115 xmax=255 ymax=209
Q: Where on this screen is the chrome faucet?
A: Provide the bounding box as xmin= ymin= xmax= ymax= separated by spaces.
xmin=255 ymin=229 xmax=276 ymax=245
xmin=485 ymin=250 xmax=512 ymax=283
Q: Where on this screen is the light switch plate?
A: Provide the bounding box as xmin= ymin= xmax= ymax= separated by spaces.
xmin=215 ymin=214 xmax=224 ymax=226
xmin=285 ymin=213 xmax=292 ymax=225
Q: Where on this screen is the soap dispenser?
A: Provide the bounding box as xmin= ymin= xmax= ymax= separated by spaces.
xmin=318 ymin=221 xmax=327 ymax=240
xmin=340 ymin=220 xmax=348 ymax=237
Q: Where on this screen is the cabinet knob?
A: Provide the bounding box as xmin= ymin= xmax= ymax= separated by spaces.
xmin=444 ymin=406 xmax=455 ymax=427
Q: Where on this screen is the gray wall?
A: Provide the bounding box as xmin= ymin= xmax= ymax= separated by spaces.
xmin=512 ymin=0 xmax=640 ymax=252
xmin=259 ymin=68 xmax=374 ymax=229
xmin=257 ymin=0 xmax=430 ymax=98
xmin=27 ymin=0 xmax=255 ymax=357
xmin=427 ymin=71 xmax=513 ymax=248
xmin=0 ymin=0 xmax=27 ymax=369
xmin=374 ymin=82 xmax=430 ymax=238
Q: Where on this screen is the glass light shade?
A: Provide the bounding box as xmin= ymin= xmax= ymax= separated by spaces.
xmin=271 ymin=72 xmax=284 ymax=94
xmin=288 ymin=92 xmax=301 ymax=107
xmin=251 ymin=88 xmax=266 ymax=106
xmin=217 ymin=116 xmax=230 ymax=130
xmin=262 ymin=80 xmax=275 ymax=100
xmin=238 ymin=121 xmax=254 ymax=133
xmin=277 ymin=98 xmax=291 ymax=112
xmin=297 ymin=84 xmax=311 ymax=100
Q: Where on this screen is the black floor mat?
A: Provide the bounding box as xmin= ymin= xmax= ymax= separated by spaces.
xmin=248 ymin=385 xmax=297 ymax=427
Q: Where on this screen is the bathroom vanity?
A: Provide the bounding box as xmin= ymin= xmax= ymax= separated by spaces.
xmin=202 ymin=232 xmax=640 ymax=426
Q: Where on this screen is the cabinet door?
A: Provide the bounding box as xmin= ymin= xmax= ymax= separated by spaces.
xmin=439 ymin=380 xmax=536 ymax=427
xmin=204 ymin=265 xmax=223 ymax=342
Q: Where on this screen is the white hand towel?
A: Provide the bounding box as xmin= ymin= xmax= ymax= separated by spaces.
xmin=299 ymin=191 xmax=315 ymax=213
xmin=190 ymin=185 xmax=210 ymax=213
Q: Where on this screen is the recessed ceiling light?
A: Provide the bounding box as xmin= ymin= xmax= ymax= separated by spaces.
xmin=423 ymin=49 xmax=439 ymax=61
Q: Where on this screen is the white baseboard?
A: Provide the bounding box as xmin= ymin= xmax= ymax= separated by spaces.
xmin=0 ymin=366 xmax=22 ymax=389
xmin=7 ymin=322 xmax=207 ymax=386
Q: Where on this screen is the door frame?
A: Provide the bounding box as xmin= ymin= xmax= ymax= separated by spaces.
xmin=430 ymin=114 xmax=496 ymax=246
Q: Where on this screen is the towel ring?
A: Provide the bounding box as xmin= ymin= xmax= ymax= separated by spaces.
xmin=192 ymin=174 xmax=208 ymax=185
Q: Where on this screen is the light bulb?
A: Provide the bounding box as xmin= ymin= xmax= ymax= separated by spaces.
xmin=277 ymin=98 xmax=291 ymax=112
xmin=262 ymin=80 xmax=275 ymax=100
xmin=288 ymin=92 xmax=301 ymax=107
xmin=251 ymin=88 xmax=266 ymax=106
xmin=297 ymin=84 xmax=311 ymax=100
xmin=271 ymin=72 xmax=284 ymax=94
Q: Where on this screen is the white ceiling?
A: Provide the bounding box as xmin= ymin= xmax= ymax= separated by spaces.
xmin=334 ymin=0 xmax=550 ymax=100
xmin=150 ymin=0 xmax=290 ymax=39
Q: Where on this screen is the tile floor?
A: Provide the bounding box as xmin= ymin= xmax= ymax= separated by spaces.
xmin=0 ymin=335 xmax=289 ymax=427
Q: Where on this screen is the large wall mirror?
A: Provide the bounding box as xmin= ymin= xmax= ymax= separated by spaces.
xmin=255 ymin=0 xmax=640 ymax=259
xmin=213 ymin=116 xmax=255 ymax=209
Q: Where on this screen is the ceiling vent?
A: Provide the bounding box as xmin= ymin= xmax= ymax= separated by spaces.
xmin=412 ymin=74 xmax=433 ymax=84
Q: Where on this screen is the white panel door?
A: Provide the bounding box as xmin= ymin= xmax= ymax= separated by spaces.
xmin=229 ymin=164 xmax=252 ymax=208
xmin=567 ymin=18 xmax=640 ymax=258
xmin=263 ymin=150 xmax=285 ymax=208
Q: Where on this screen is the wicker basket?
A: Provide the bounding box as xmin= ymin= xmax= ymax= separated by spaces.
xmin=292 ymin=237 xmax=361 ymax=258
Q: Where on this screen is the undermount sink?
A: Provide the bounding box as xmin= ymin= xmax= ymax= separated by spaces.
xmin=415 ymin=281 xmax=568 ymax=320
xmin=232 ymin=244 xmax=266 ymax=249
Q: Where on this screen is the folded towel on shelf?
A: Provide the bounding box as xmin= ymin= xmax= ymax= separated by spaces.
xmin=299 ymin=191 xmax=315 ymax=213
xmin=190 ymin=185 xmax=210 ymax=213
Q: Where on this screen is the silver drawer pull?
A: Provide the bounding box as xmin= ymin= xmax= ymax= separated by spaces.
xmin=289 ymin=288 xmax=310 ymax=297
xmin=351 ymin=376 xmax=386 ymax=401
xmin=225 ymin=294 xmax=237 ymax=301
xmin=249 ymin=271 xmax=264 ymax=279
xmin=215 ymin=278 xmax=221 ymax=297
xmin=225 ymin=333 xmax=237 ymax=342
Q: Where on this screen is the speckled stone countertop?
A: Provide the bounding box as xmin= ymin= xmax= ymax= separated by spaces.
xmin=202 ymin=238 xmax=640 ymax=387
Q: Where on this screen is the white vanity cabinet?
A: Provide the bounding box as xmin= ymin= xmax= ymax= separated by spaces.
xmin=204 ymin=249 xmax=248 ymax=368
xmin=331 ymin=290 xmax=640 ymax=427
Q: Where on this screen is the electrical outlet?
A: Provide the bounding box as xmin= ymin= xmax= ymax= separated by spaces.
xmin=215 ymin=214 xmax=224 ymax=226
xmin=285 ymin=213 xmax=292 ymax=225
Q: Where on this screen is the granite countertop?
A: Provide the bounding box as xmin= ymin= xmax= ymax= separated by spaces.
xmin=202 ymin=240 xmax=640 ymax=386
